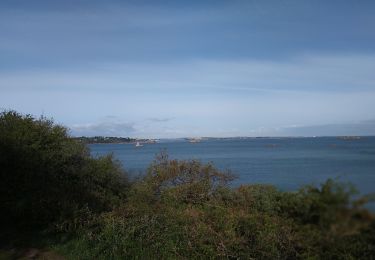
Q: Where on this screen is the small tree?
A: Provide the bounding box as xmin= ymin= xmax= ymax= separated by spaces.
xmin=129 ymin=151 xmax=235 ymax=207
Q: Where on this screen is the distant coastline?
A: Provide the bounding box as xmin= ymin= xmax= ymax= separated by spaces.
xmin=73 ymin=135 xmax=371 ymax=144
xmin=74 ymin=136 xmax=157 ymax=144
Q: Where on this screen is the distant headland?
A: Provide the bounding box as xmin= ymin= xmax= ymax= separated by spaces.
xmin=74 ymin=136 xmax=157 ymax=144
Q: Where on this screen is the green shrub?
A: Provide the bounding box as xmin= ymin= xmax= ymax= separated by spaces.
xmin=60 ymin=154 xmax=374 ymax=259
xmin=1 ymin=110 xmax=374 ymax=259
xmin=0 ymin=110 xmax=129 ymax=232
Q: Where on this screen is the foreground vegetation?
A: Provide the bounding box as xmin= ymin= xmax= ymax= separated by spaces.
xmin=1 ymin=111 xmax=374 ymax=259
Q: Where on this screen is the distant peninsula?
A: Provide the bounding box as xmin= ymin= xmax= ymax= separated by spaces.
xmin=73 ymin=136 xmax=157 ymax=144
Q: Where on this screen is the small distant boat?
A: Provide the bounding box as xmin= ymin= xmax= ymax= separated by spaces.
xmin=189 ymin=138 xmax=202 ymax=143
xmin=135 ymin=141 xmax=143 ymax=147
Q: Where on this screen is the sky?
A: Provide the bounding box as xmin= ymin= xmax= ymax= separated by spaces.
xmin=1 ymin=0 xmax=375 ymax=138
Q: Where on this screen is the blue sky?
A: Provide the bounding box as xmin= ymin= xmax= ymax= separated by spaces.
xmin=1 ymin=0 xmax=375 ymax=137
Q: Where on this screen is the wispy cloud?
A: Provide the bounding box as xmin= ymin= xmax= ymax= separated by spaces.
xmin=147 ymin=117 xmax=174 ymax=123
xmin=1 ymin=0 xmax=374 ymax=70
xmin=278 ymin=120 xmax=375 ymax=136
xmin=1 ymin=1 xmax=375 ymax=137
xmin=1 ymin=53 xmax=375 ymax=138
xmin=71 ymin=121 xmax=136 ymax=137
xmin=1 ymin=54 xmax=375 ymax=93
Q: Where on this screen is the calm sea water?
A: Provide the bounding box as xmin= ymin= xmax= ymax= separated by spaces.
xmin=90 ymin=137 xmax=375 ymax=199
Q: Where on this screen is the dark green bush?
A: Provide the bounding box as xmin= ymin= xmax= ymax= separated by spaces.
xmin=0 ymin=110 xmax=129 ymax=232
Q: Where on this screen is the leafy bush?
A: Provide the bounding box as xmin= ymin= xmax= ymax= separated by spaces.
xmin=0 ymin=110 xmax=129 ymax=232
xmin=56 ymin=154 xmax=374 ymax=259
xmin=1 ymin=110 xmax=374 ymax=259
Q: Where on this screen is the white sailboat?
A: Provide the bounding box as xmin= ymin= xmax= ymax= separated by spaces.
xmin=135 ymin=141 xmax=143 ymax=147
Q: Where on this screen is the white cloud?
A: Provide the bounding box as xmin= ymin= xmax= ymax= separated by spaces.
xmin=1 ymin=53 xmax=374 ymax=92
xmin=71 ymin=121 xmax=136 ymax=137
xmin=1 ymin=53 xmax=375 ymax=137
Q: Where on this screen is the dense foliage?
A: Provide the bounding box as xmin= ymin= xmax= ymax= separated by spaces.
xmin=1 ymin=110 xmax=374 ymax=259
xmin=57 ymin=155 xmax=375 ymax=259
xmin=0 ymin=111 xmax=128 ymax=232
